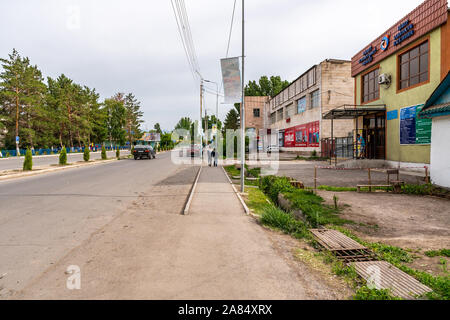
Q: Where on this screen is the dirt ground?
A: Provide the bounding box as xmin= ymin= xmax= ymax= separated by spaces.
xmin=319 ymin=190 xmax=450 ymax=276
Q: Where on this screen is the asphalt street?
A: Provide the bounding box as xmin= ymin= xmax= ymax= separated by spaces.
xmin=0 ymin=151 xmax=180 ymax=297
xmin=0 ymin=150 xmax=130 ymax=171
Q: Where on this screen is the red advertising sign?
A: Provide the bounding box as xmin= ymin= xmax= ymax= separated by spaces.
xmin=284 ymin=121 xmax=320 ymax=148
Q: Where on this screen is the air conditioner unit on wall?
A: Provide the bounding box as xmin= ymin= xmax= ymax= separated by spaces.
xmin=378 ymin=73 xmax=391 ymax=86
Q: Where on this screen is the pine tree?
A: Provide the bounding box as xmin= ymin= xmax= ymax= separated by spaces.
xmin=83 ymin=146 xmax=90 ymax=162
xmin=116 ymin=148 xmax=120 ymax=159
xmin=23 ymin=148 xmax=32 ymax=171
xmin=124 ymin=93 xmax=144 ymax=148
xmin=101 ymin=145 xmax=107 ymax=160
xmin=59 ymin=146 xmax=67 ymax=165
xmin=0 ymin=49 xmax=46 ymax=154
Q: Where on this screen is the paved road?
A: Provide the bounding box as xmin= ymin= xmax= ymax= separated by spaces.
xmin=0 ymin=151 xmax=179 ymax=298
xmin=0 ymin=150 xmax=130 ymax=172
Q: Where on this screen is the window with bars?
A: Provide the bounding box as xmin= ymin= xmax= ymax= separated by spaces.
xmin=399 ymin=41 xmax=429 ymax=90
xmin=253 ymin=108 xmax=260 ymax=118
xmin=362 ymin=68 xmax=379 ymax=103
xmin=310 ymin=90 xmax=320 ymax=109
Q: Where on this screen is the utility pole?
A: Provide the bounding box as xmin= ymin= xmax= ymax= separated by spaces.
xmin=204 ymin=80 xmax=219 ymax=150
xmin=240 ymin=0 xmax=245 ymax=193
xmin=200 ymin=81 xmax=204 ymax=162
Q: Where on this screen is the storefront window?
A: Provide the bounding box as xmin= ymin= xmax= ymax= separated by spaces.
xmin=362 ymin=68 xmax=379 ymax=103
xmin=399 ymin=41 xmax=429 ymax=90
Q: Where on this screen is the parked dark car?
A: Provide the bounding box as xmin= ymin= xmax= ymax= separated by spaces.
xmin=133 ymin=145 xmax=156 ymax=160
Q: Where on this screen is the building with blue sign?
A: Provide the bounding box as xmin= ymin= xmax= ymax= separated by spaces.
xmin=348 ymin=0 xmax=449 ymax=166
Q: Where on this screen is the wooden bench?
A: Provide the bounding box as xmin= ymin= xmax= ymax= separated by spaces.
xmin=290 ymin=181 xmax=305 ymax=189
xmin=357 ymin=185 xmax=392 ymax=193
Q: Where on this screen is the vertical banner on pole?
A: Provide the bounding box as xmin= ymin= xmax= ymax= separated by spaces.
xmin=220 ymin=57 xmax=242 ymax=104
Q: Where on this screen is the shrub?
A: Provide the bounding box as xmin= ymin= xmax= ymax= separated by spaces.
xmin=83 ymin=147 xmax=90 ymax=162
xmin=425 ymin=249 xmax=450 ymax=258
xmin=261 ymin=206 xmax=309 ymax=239
xmin=23 ymin=148 xmax=33 ymax=171
xmin=354 ymin=286 xmax=401 ymax=300
xmin=260 ymin=176 xmax=294 ymax=203
xmin=59 ymin=147 xmax=67 ymax=165
xmin=116 ymin=148 xmax=120 ymax=159
xmin=101 ymin=145 xmax=107 ymax=160
xmin=6 ymin=152 xmax=10 ymax=157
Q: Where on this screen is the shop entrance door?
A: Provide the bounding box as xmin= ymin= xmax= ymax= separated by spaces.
xmin=363 ymin=113 xmax=386 ymax=159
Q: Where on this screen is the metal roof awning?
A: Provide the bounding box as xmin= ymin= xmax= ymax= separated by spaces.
xmin=323 ymin=104 xmax=386 ymax=120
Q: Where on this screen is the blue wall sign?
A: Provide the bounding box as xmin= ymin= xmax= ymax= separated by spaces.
xmin=394 ymin=20 xmax=415 ymax=46
xmin=359 ymin=46 xmax=378 ymax=66
xmin=387 ymin=110 xmax=398 ymax=120
xmin=16 ymin=136 xmax=19 ymax=144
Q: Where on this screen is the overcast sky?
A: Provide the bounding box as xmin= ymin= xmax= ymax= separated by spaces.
xmin=0 ymin=0 xmax=425 ymax=131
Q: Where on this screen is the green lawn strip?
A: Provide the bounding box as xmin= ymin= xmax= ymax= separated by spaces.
xmin=245 ymin=188 xmax=272 ymax=216
xmin=425 ymin=249 xmax=450 ymax=258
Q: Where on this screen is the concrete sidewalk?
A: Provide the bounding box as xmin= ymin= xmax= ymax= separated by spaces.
xmin=182 ymin=166 xmax=332 ymax=299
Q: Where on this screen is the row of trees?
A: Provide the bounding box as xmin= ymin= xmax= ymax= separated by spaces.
xmin=0 ymin=49 xmax=144 ymax=154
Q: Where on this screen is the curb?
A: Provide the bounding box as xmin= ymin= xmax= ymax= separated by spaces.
xmin=221 ymin=166 xmax=251 ymax=216
xmin=183 ymin=166 xmax=202 ymax=215
xmin=0 ymin=159 xmax=119 ymax=182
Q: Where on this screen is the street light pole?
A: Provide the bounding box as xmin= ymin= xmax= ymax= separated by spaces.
xmin=204 ymin=80 xmax=219 ymax=150
xmin=240 ymin=0 xmax=245 ymax=193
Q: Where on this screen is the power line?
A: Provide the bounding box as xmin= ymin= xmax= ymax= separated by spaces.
xmin=170 ymin=0 xmax=202 ymax=84
xmin=226 ymin=0 xmax=237 ymax=58
xmin=220 ymin=0 xmax=238 ymax=94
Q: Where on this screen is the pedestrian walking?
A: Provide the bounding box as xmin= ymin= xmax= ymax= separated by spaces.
xmin=212 ymin=148 xmax=218 ymax=167
xmin=207 ymin=145 xmax=212 ymax=167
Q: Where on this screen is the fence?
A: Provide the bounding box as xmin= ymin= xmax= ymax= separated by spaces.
xmin=321 ymin=137 xmax=354 ymax=159
xmin=0 ymin=145 xmax=129 ymax=157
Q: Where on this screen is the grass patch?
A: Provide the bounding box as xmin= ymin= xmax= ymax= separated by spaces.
xmin=246 ymin=188 xmax=271 ymax=216
xmin=318 ymin=186 xmax=358 ymax=192
xmin=425 ymin=249 xmax=450 ymax=258
xmin=295 ymin=156 xmax=329 ymax=162
xmin=354 ymin=286 xmax=402 ymax=300
xmin=224 ymin=165 xmax=240 ymax=177
xmin=260 ymin=206 xmax=311 ymax=240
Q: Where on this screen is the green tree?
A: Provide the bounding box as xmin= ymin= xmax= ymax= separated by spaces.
xmin=244 ymin=75 xmax=290 ymax=97
xmin=104 ymin=98 xmax=127 ymax=148
xmin=124 ymin=93 xmax=144 ymax=148
xmin=224 ymin=104 xmax=240 ymax=131
xmin=23 ymin=148 xmax=32 ymax=171
xmin=59 ymin=146 xmax=67 ymax=165
xmin=0 ymin=49 xmax=47 ymax=154
xmin=116 ymin=148 xmax=120 ymax=159
xmin=154 ymin=123 xmax=162 ymax=134
xmin=83 ymin=146 xmax=90 ymax=162
xmin=101 ymin=145 xmax=107 ymax=160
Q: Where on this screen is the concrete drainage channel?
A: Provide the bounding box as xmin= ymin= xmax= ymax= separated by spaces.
xmin=310 ymin=228 xmax=432 ymax=299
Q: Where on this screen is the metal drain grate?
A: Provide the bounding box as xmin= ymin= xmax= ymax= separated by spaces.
xmin=353 ymin=261 xmax=432 ymax=299
xmin=310 ymin=229 xmax=376 ymax=263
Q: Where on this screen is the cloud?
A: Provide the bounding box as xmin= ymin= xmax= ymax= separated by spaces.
xmin=0 ymin=0 xmax=425 ymax=131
